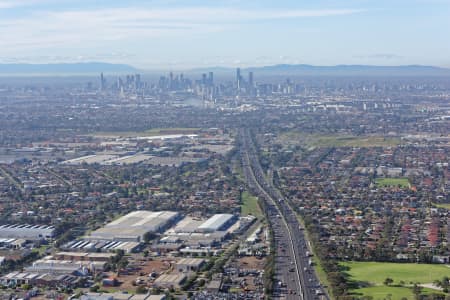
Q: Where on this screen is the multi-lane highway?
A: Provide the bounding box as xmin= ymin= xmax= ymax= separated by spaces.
xmin=239 ymin=128 xmax=328 ymax=300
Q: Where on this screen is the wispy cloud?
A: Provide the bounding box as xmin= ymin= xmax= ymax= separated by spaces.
xmin=0 ymin=0 xmax=46 ymax=9
xmin=0 ymin=0 xmax=24 ymax=9
xmin=0 ymin=5 xmax=365 ymax=67
xmin=354 ymin=53 xmax=405 ymax=60
xmin=46 ymin=7 xmax=363 ymax=22
xmin=0 ymin=7 xmax=363 ymax=50
xmin=0 ymin=52 xmax=136 ymax=64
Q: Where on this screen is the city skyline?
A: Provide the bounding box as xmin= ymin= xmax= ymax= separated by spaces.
xmin=0 ymin=0 xmax=450 ymax=69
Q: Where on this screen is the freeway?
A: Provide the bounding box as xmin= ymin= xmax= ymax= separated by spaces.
xmin=239 ymin=128 xmax=328 ymax=300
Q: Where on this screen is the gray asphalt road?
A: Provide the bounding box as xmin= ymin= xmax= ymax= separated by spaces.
xmin=240 ymin=128 xmax=328 ymax=300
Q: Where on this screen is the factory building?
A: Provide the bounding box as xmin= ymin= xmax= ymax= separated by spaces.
xmin=196 ymin=214 xmax=237 ymax=233
xmin=0 ymin=224 xmax=54 ymax=240
xmin=175 ymin=258 xmax=206 ymax=273
xmin=62 ymin=240 xmax=141 ymax=253
xmin=24 ymin=256 xmax=105 ymax=275
xmin=153 ymin=273 xmax=187 ymax=289
xmin=75 ymin=293 xmax=166 ymax=300
xmin=87 ymin=211 xmax=180 ymax=242
xmin=54 ymin=252 xmax=116 ymax=262
xmin=0 ymin=272 xmax=79 ymax=288
xmin=157 ymin=214 xmax=238 ymax=251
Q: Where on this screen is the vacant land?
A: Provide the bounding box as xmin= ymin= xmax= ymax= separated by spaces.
xmin=278 ymin=132 xmax=401 ymax=148
xmin=376 ymin=177 xmax=410 ymax=188
xmin=241 ymin=192 xmax=263 ymax=219
xmin=343 ymin=261 xmax=450 ymax=299
xmin=103 ymin=257 xmax=171 ymax=293
xmin=237 ymin=256 xmax=266 ymax=271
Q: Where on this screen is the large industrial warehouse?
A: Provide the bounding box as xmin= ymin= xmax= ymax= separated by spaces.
xmin=197 ymin=214 xmax=236 ymax=232
xmin=0 ymin=224 xmax=55 ymax=240
xmin=87 ymin=211 xmax=180 ymax=242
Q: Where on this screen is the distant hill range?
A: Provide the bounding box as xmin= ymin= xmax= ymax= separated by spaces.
xmin=0 ymin=62 xmax=138 ymax=74
xmin=1 ymin=62 xmax=449 ymax=76
xmin=191 ymin=64 xmax=450 ymax=76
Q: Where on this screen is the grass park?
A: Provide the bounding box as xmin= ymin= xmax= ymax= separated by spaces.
xmin=375 ymin=177 xmax=411 ymax=188
xmin=342 ymin=261 xmax=450 ymax=299
xmin=240 ymin=191 xmax=263 ymax=219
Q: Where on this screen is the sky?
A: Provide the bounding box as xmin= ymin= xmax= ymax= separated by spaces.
xmin=0 ymin=0 xmax=449 ymax=70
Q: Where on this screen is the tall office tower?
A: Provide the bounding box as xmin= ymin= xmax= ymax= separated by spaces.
xmin=236 ymin=68 xmax=241 ymax=89
xmin=135 ymin=74 xmax=141 ymax=89
xmin=202 ymin=73 xmax=207 ymax=85
xmin=169 ymin=72 xmax=174 ymax=90
xmin=117 ymin=77 xmax=123 ymax=90
xmin=248 ymin=72 xmax=254 ymax=87
xmin=100 ymin=73 xmax=105 ymax=91
xmin=208 ymin=72 xmax=214 ymax=86
xmin=180 ymin=73 xmax=184 ymax=89
xmin=158 ymin=76 xmax=166 ymax=89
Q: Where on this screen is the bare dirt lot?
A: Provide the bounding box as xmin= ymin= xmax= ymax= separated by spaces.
xmin=104 ymin=256 xmax=174 ymax=292
xmin=236 ymin=256 xmax=265 ymax=271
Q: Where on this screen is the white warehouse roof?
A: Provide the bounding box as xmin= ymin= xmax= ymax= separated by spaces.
xmin=88 ymin=211 xmax=180 ymax=242
xmin=0 ymin=224 xmax=54 ymax=240
xmin=197 ymin=214 xmax=235 ymax=232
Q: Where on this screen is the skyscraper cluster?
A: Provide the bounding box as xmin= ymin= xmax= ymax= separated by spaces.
xmin=236 ymin=68 xmax=255 ymax=95
xmin=96 ymin=68 xmax=304 ymax=99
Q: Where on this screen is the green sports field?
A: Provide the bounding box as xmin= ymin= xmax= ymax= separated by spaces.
xmin=375 ymin=177 xmax=410 ymax=188
xmin=342 ymin=261 xmax=450 ymax=299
